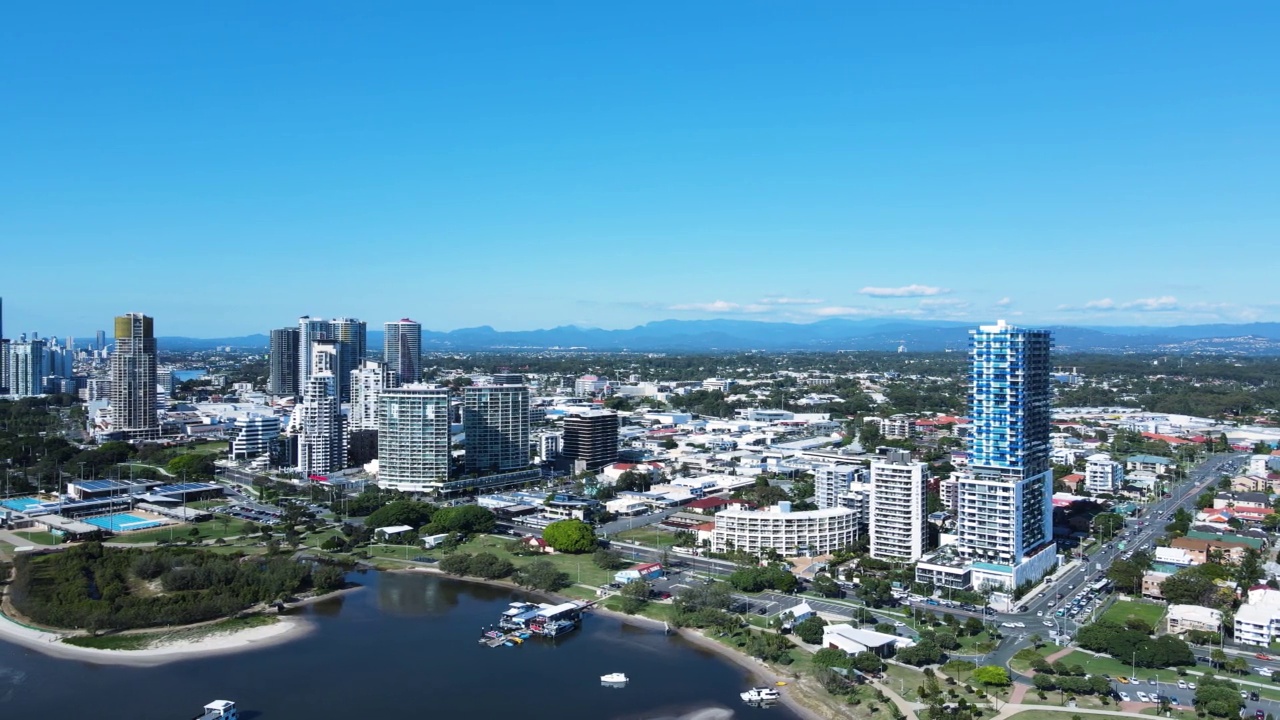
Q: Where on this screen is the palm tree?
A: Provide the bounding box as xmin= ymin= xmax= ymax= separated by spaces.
xmin=1210 ymin=648 xmax=1227 ymax=668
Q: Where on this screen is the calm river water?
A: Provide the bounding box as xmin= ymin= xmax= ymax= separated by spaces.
xmin=0 ymin=571 xmax=799 ymax=720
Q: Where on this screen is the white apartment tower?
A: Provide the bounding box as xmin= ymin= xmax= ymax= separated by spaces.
xmin=295 ymin=340 xmax=346 ymax=475
xmin=351 ymin=360 xmax=395 ymax=431
xmin=1085 ymin=453 xmax=1125 ymax=494
xmin=869 ymin=450 xmax=929 ymax=562
xmin=814 ymin=464 xmax=862 ymax=510
xmin=463 ymin=383 xmax=531 ymax=475
xmin=377 ymin=384 xmax=450 ymax=493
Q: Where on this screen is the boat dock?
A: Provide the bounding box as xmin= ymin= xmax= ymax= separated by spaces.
xmin=478 ymin=601 xmax=588 ymax=647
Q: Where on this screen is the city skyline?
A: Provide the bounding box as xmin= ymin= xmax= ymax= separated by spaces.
xmin=4 ymin=4 xmax=1278 ymax=334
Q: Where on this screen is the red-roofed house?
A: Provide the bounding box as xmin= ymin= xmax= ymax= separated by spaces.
xmin=686 ymin=496 xmax=754 ymax=515
xmin=520 ymin=536 xmax=553 ymax=554
xmin=1143 ymin=432 xmax=1195 ymax=446
xmin=1061 ymin=473 xmax=1085 ymax=489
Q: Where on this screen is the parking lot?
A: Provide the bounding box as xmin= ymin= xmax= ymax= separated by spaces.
xmin=214 ymin=502 xmax=283 ymax=526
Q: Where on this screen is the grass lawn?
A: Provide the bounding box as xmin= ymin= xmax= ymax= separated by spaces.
xmin=958 ymin=631 xmax=1001 ymax=654
xmin=110 ymin=521 xmax=244 ymax=545
xmin=1048 ymin=650 xmax=1187 ymax=684
xmin=1004 ymin=712 xmax=1096 ymax=720
xmin=883 ymin=663 xmax=927 ymax=700
xmin=13 ymin=530 xmax=60 ymax=546
xmin=611 ymin=526 xmax=690 ymax=549
xmin=187 ymin=442 xmax=228 ymax=455
xmin=1101 ymin=600 xmax=1166 ymax=629
xmin=456 ymin=535 xmax=616 ymax=587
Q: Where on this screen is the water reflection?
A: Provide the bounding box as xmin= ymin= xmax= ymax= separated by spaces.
xmin=373 ymin=570 xmax=515 ymax=616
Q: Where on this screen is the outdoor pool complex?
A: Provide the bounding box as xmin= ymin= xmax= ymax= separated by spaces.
xmin=83 ymin=513 xmax=168 ymax=532
xmin=0 ymin=497 xmax=44 ymax=512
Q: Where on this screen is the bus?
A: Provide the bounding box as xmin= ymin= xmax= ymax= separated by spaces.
xmin=1090 ymin=578 xmax=1111 ymax=594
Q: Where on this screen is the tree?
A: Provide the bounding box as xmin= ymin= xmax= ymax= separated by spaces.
xmin=617 ymin=580 xmax=650 ymax=614
xmin=896 ymin=640 xmax=943 ymax=667
xmin=814 ymin=647 xmax=853 ymax=670
xmin=512 ymin=559 xmax=568 ymax=590
xmin=364 ymin=500 xmax=435 ymax=531
xmin=812 ymin=573 xmax=841 ymax=598
xmin=312 ymin=564 xmax=345 ymax=592
xmin=794 ymin=616 xmax=828 ymax=645
xmin=425 ymin=505 xmax=495 ymax=536
xmin=593 ymin=548 xmax=626 ymax=570
xmin=972 ymin=666 xmax=1011 ymax=687
xmin=850 ymin=651 xmax=886 ymax=674
xmin=541 ymin=520 xmax=597 ymax=554
xmin=964 ymin=617 xmax=984 ymax=637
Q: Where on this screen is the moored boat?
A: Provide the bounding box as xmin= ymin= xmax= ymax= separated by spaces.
xmin=193 ymin=700 xmax=239 ymax=720
xmin=601 ymin=672 xmax=628 ymax=684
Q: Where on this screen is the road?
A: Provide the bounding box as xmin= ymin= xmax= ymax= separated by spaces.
xmin=1010 ymin=451 xmax=1245 ymax=622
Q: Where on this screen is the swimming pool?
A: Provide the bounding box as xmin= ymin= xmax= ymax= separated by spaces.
xmin=0 ymin=497 xmax=45 ymax=512
xmin=83 ymin=513 xmax=167 ymax=532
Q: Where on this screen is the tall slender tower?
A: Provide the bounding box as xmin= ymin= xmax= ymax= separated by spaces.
xmin=383 ymin=319 xmax=422 ymax=385
xmin=268 ymin=327 xmax=301 ymax=397
xmin=297 ymin=316 xmax=333 ymax=395
xmin=109 ymin=313 xmax=159 ymax=440
xmin=955 ymin=319 xmax=1055 ymax=590
xmin=330 ymin=318 xmax=366 ymax=402
xmin=295 ymin=339 xmax=345 ymax=475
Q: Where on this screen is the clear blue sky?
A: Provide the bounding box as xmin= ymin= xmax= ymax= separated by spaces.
xmin=2 ymin=2 xmax=1277 ymax=337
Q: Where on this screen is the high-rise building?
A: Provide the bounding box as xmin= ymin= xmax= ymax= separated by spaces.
xmin=268 ymin=327 xmax=301 ymax=397
xmin=463 ymin=384 xmax=531 ymax=474
xmin=351 ymin=360 xmax=394 ymax=431
xmin=869 ymin=450 xmax=929 ymax=562
xmin=6 ymin=340 xmax=45 ymax=397
xmin=561 ymin=410 xmax=619 ymax=473
xmin=917 ymin=320 xmax=1056 ymax=592
xmin=297 ymin=316 xmax=333 ymax=396
xmin=95 ymin=329 xmax=106 ymax=352
xmin=294 ymin=339 xmax=345 ymax=475
xmin=383 ymin=319 xmax=422 ymax=385
xmin=814 ymin=464 xmax=862 ymax=510
xmin=377 ymin=384 xmax=450 ymax=493
xmin=109 ymin=313 xmax=159 ymax=440
xmin=0 ymin=338 xmax=9 ymax=395
xmin=330 ymin=318 xmax=366 ymax=402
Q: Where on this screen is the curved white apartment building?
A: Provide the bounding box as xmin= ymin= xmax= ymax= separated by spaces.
xmin=711 ymin=503 xmax=856 ymax=557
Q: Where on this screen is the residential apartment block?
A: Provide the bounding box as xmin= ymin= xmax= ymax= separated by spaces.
xmin=869 ymin=450 xmax=928 ymax=562
xmin=711 ymin=502 xmax=856 ymax=556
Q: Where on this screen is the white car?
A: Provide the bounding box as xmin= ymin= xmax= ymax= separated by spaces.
xmin=1136 ymin=692 xmax=1150 ymax=703
xmin=1261 ymin=667 xmax=1274 ymax=677
xmin=1002 ymin=622 xmax=1016 ymax=628
xmin=1188 ymin=682 xmax=1197 ymax=690
xmin=1043 ymin=621 xmax=1053 ymax=626
xmin=1177 ymin=680 xmax=1187 ymax=689
xmin=1036 ymin=611 xmax=1043 ymax=617
xmin=1119 ymin=692 xmax=1131 ymax=702
xmin=1014 ymin=621 xmax=1026 ymax=628
xmin=893 ymin=621 xmax=905 ymax=628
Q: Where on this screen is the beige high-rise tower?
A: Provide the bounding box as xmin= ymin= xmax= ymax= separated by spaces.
xmin=109 ymin=313 xmax=159 ymax=440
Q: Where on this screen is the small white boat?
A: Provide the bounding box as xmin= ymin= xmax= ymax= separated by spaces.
xmin=194 ymin=699 xmax=239 ymax=720
xmin=740 ymin=687 xmax=780 ymax=703
xmin=601 ymin=672 xmax=629 ymax=684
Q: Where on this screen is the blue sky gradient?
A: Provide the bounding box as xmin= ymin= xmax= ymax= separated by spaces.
xmin=2 ymin=2 xmax=1277 ymax=336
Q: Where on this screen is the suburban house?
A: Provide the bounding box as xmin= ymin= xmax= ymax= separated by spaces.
xmin=1168 ymin=536 xmax=1253 ymax=565
xmin=1126 ymin=454 xmax=1175 ymax=475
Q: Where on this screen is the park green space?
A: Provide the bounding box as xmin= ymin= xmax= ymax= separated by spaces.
xmin=610 ymin=526 xmax=688 ymax=549
xmin=1100 ymin=600 xmax=1167 ymax=628
xmin=454 ymin=534 xmax=617 ymax=587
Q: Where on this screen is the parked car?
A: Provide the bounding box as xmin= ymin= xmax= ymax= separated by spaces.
xmin=1118 ymin=677 xmax=1130 ymax=685
xmin=1136 ymin=692 xmax=1150 ymax=703
xmin=1119 ymin=692 xmax=1131 ymax=702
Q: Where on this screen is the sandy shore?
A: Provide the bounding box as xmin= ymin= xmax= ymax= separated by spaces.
xmin=0 ymin=586 xmax=362 ymax=667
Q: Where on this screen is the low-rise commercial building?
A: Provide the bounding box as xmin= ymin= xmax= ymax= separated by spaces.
xmin=821 ymin=624 xmax=913 ymax=656
xmin=1166 ymin=605 xmax=1223 ymax=635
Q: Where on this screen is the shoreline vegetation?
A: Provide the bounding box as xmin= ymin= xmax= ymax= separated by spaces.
xmin=1 ymin=532 xmax=834 ymax=719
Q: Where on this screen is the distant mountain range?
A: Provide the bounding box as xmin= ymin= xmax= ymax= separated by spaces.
xmin=152 ymin=319 xmax=1280 ymax=354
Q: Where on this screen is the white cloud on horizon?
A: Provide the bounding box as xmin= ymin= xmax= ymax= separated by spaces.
xmin=760 ymin=296 xmax=824 ymax=305
xmin=994 ymin=297 xmax=1013 ymax=307
xmin=859 ymin=284 xmax=949 ymax=298
xmin=667 ymin=300 xmax=770 ymax=314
